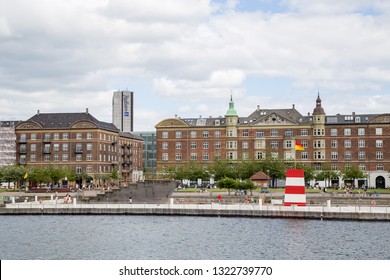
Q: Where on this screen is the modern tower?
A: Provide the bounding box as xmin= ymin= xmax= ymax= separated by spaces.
xmin=112 ymin=90 xmax=134 ymax=132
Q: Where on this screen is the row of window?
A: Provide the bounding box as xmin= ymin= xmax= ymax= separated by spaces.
xmin=20 ymin=154 xmax=119 ymax=162
xmin=161 ymin=139 xmax=385 ymax=150
xmin=19 ymin=132 xmax=118 ymax=142
xmin=161 ymin=127 xmax=385 ymax=139
xmin=19 ymin=143 xmax=121 ymax=153
xmin=161 ymin=150 xmax=386 ymax=161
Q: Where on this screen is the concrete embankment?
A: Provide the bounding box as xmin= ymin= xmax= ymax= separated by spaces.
xmin=1 ymin=203 xmax=389 ymax=221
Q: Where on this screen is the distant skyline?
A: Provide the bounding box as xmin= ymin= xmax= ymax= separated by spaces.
xmin=1 ymin=0 xmax=390 ymax=131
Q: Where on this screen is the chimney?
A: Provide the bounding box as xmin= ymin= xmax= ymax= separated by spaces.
xmin=292 ymin=104 xmax=295 ymax=109
xmin=86 ymin=108 xmax=89 ymax=114
xmin=257 ymin=105 xmax=260 ymax=110
xmin=37 ymin=110 xmax=40 ymax=115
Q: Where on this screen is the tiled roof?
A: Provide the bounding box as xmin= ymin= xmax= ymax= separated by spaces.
xmin=26 ymin=112 xmax=119 ymax=132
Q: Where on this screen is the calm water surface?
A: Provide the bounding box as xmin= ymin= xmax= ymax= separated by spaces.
xmin=0 ymin=215 xmax=389 ymax=260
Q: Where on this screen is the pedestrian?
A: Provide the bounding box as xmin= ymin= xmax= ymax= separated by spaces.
xmin=129 ymin=196 xmax=132 ymax=204
xmin=217 ymin=194 xmax=222 ymax=203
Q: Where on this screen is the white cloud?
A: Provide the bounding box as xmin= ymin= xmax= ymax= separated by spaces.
xmin=1 ymin=0 xmax=390 ymax=130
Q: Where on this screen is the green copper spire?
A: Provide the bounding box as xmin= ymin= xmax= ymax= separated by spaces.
xmin=226 ymin=95 xmax=238 ymax=116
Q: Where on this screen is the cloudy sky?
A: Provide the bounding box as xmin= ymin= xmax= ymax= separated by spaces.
xmin=1 ymin=0 xmax=390 ymax=131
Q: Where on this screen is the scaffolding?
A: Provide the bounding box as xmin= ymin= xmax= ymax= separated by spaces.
xmin=0 ymin=121 xmax=20 ymax=166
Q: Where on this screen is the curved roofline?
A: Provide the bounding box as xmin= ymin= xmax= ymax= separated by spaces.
xmin=155 ymin=118 xmax=189 ymax=128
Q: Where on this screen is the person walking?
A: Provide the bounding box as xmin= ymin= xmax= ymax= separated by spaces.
xmin=129 ymin=196 xmax=132 ymax=204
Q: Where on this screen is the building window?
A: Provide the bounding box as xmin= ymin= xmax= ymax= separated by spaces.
xmin=301 ymin=129 xmax=308 ymax=136
xmin=301 ymin=140 xmax=308 ymax=148
xmin=87 ymin=132 xmax=93 ymax=139
xmin=227 ymin=141 xmax=237 ymax=149
xmin=242 ymin=130 xmax=249 ymax=137
xmin=76 ymin=133 xmax=82 ymax=140
xmin=190 ymin=142 xmax=197 ymax=149
xmin=358 ymin=128 xmax=365 ymax=136
xmin=190 ymin=131 xmax=197 ymax=138
xmin=30 ymin=154 xmax=36 ymax=162
xmin=215 ymin=152 xmax=221 ymax=159
xmin=284 ymin=151 xmax=293 ymax=160
xmin=358 ymin=151 xmax=365 ymax=159
xmin=86 ymin=143 xmax=93 ymax=151
xmin=344 ymin=140 xmax=351 ymax=148
xmin=358 ymin=140 xmax=365 ymax=148
xmin=242 ymin=141 xmax=249 ymax=149
xmin=44 ymin=133 xmax=51 ymax=142
xmin=376 ymin=164 xmax=384 ymax=171
xmin=227 ymin=152 xmax=237 ymax=160
xmin=62 ymin=144 xmax=68 ymax=151
xmin=314 ymin=140 xmax=324 ymax=148
xmin=53 ymin=133 xmax=59 ymax=140
xmin=344 ymin=152 xmax=352 ymax=159
xmin=270 ymin=141 xmax=278 ymax=148
xmin=344 ymin=128 xmax=351 ymax=136
xmin=31 ymin=133 xmax=37 ymax=140
xmin=62 ymin=154 xmax=68 ymax=161
xmin=162 ymin=142 xmax=168 ymax=150
xmin=242 ymin=152 xmax=249 ymax=160
xmin=285 ymin=130 xmax=293 ymax=137
xmin=345 ymin=164 xmax=351 ymax=171
xmin=376 ymin=128 xmax=382 ymax=135
xmin=76 ymin=154 xmax=82 ymax=161
xmin=376 ymin=140 xmax=383 ymax=148
xmin=53 ymin=144 xmax=60 ymax=151
xmin=314 ymin=151 xmax=324 ymax=159
xmin=76 ymin=144 xmax=82 ymax=152
xmin=54 ymin=154 xmax=59 ymax=161
xmin=301 ymin=152 xmax=308 ymax=160
xmin=162 ymin=153 xmax=168 ymax=161
xmin=256 ymin=130 xmax=264 ymax=138
xmin=175 ymin=153 xmax=182 ymax=161
xmin=203 ymin=142 xmax=209 ymax=149
xmin=376 ymin=151 xmax=383 ymax=160
xmin=331 ymin=140 xmax=338 ymax=148
xmin=284 ymin=140 xmax=292 ymax=149
xmin=270 ymin=130 xmax=278 ymax=137
xmin=44 ymin=154 xmax=50 ymax=162
xmin=330 ymin=129 xmax=337 ymax=136
xmin=86 ymin=165 xmax=93 ymax=172
xmin=214 ymin=131 xmax=221 ymax=138
xmin=175 ymin=131 xmax=182 ymax=138
xmin=359 ymin=164 xmax=366 ymax=171
xmin=76 ymin=166 xmax=82 ymax=174
xmin=162 ymin=132 xmax=168 ymax=139
xmin=331 ymin=164 xmax=338 ymax=171
xmin=30 ymin=144 xmax=36 ymax=152
xmin=214 ymin=142 xmax=221 ymax=149
xmin=331 ymin=152 xmax=338 ymax=160
xmin=202 ymin=131 xmax=209 ymax=138
xmin=203 ymin=153 xmax=209 ymax=160
xmin=175 ymin=142 xmax=182 ymax=149
xmin=255 ymin=140 xmax=265 ymax=149
xmin=63 ymin=133 xmax=69 ymax=140
xmin=86 ymin=154 xmax=92 ymax=161
xmin=190 ymin=153 xmax=197 ymax=160
xmin=255 ymin=152 xmax=264 ymax=159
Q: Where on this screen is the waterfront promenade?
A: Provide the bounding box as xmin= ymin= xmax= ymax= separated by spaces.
xmin=1 ymin=199 xmax=390 ymax=221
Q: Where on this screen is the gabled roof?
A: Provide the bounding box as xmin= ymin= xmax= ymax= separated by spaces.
xmin=250 ymin=171 xmax=271 ymax=180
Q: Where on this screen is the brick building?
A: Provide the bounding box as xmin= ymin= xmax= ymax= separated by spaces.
xmin=155 ymin=95 xmax=390 ymax=189
xmin=15 ymin=109 xmax=143 ymax=185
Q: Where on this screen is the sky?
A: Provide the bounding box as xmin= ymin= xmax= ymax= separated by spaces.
xmin=1 ymin=0 xmax=390 ymax=131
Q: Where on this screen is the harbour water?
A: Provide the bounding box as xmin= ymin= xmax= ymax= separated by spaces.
xmin=0 ymin=215 xmax=389 ymax=260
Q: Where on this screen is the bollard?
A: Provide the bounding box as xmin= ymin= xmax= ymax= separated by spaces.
xmin=327 ymin=199 xmax=331 ymax=210
xmin=35 ymin=196 xmax=38 ymax=202
xmin=169 ymin=198 xmax=174 ymax=205
xmin=73 ymin=198 xmax=77 ymax=205
xmin=11 ymin=197 xmax=15 ymax=204
xmin=50 ymin=194 xmax=54 ymax=201
xmin=258 ymin=198 xmax=263 ymax=210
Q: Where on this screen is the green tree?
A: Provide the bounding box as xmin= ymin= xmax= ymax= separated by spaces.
xmin=260 ymin=155 xmax=286 ymax=187
xmin=239 ymin=179 xmax=258 ymax=195
xmin=210 ymin=160 xmax=239 ymax=181
xmin=342 ymin=166 xmax=366 ymax=189
xmin=314 ymin=164 xmax=340 ymax=188
xmin=216 ymin=177 xmax=239 ymax=195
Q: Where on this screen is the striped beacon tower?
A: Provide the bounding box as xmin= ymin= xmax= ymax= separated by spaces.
xmin=284 ymin=169 xmax=306 ymax=206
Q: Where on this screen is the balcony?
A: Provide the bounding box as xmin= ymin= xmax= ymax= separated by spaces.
xmin=75 ymin=148 xmax=83 ymax=154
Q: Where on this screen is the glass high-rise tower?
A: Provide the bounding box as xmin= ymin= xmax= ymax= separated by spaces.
xmin=112 ymin=90 xmax=134 ymax=132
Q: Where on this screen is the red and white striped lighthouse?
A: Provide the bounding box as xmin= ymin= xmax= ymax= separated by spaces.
xmin=284 ymin=169 xmax=306 ymax=206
